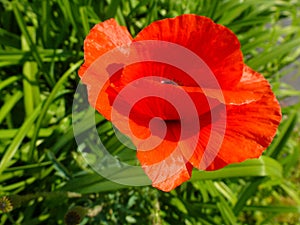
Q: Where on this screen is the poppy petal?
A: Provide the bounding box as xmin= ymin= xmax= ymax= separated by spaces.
xmin=79 ymin=19 xmax=133 ymax=119
xmin=217 ymin=93 xmax=281 ymax=164
xmin=110 ymin=111 xmax=193 ymax=191
xmin=135 ymin=122 xmax=193 ymax=191
xmin=117 ymin=62 xmax=221 ymax=119
xmin=144 ymin=161 xmax=193 ymax=192
xmin=187 ymin=90 xmax=281 ymax=170
xmin=120 ymin=61 xmax=200 ymax=87
xmin=192 ymin=65 xmax=274 ymax=105
xmin=219 ymin=65 xmax=273 ymax=105
xmin=78 ymin=19 xmax=133 ymax=77
xmin=134 ymin=14 xmax=243 ymax=89
xmin=82 ymin=66 xmax=123 ymax=121
xmin=107 ymin=77 xmax=183 ymax=120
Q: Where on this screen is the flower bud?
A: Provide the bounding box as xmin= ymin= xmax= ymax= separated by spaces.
xmin=64 ymin=206 xmax=88 ymax=225
xmin=0 ymin=195 xmax=22 ymax=213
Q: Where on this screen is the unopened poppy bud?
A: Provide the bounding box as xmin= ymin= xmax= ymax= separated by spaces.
xmin=0 ymin=195 xmax=22 ymax=213
xmin=64 ymin=206 xmax=88 ymax=225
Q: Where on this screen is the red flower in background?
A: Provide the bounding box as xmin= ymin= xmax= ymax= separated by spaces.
xmin=78 ymin=14 xmax=281 ymax=192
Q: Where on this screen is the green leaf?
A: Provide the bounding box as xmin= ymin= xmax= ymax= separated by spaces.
xmin=28 ymin=60 xmax=83 ymax=160
xmin=79 ymin=6 xmax=90 ymax=36
xmin=0 ymin=76 xmax=19 ymax=92
xmin=205 ymin=180 xmax=237 ymax=225
xmin=105 ymin=0 xmax=122 ymax=19
xmin=190 ymin=156 xmax=282 ymax=181
xmin=266 ymin=110 xmax=298 ymax=158
xmin=244 ymin=205 xmax=300 ymax=213
xmin=0 ymin=28 xmax=20 ymax=48
xmin=12 ymin=1 xmax=43 ymax=68
xmin=233 ymin=177 xmax=266 ymax=215
xmin=0 ymin=104 xmax=41 ymax=175
xmin=0 ymin=91 xmax=23 ymax=124
xmin=248 ymin=38 xmax=300 ymax=70
xmin=22 ymin=26 xmax=40 ymax=117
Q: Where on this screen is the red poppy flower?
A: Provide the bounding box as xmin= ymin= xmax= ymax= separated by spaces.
xmin=78 ymin=14 xmax=281 ymax=192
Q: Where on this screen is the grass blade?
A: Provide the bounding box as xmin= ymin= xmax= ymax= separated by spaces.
xmin=12 ymin=1 xmax=43 ymax=68
xmin=190 ymin=156 xmax=282 ymax=181
xmin=0 ymin=91 xmax=23 ymax=124
xmin=28 ymin=60 xmax=83 ymax=160
xmin=266 ymin=110 xmax=298 ymax=158
xmin=0 ymin=104 xmax=41 ymax=174
xmin=22 ymin=26 xmax=40 ymax=117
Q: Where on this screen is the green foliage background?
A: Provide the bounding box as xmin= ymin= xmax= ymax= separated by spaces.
xmin=0 ymin=0 xmax=300 ymax=224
